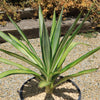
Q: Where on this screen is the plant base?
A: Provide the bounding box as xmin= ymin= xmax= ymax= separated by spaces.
xmin=19 ymin=76 xmax=81 ymax=100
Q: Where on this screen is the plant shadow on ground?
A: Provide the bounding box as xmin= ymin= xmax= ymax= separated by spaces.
xmin=19 ymin=77 xmax=79 ymax=100
xmin=79 ymin=30 xmax=99 ymax=38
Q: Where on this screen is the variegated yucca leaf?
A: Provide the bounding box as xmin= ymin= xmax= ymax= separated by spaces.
xmin=0 ymin=69 xmax=41 ymax=79
xmin=56 ymin=42 xmax=90 ymax=71
xmin=50 ymin=12 xmax=82 ymax=72
xmin=54 ymin=68 xmax=98 ymax=87
xmin=0 ymin=32 xmax=43 ymax=68
xmin=50 ymin=10 xmax=56 ymax=42
xmin=0 ymin=57 xmax=30 ymax=70
xmin=0 ymin=49 xmax=41 ymax=70
xmin=39 ymin=6 xmax=52 ymax=74
xmin=60 ymin=46 xmax=100 ymax=74
xmin=50 ymin=8 xmax=63 ymax=57
xmin=8 ymin=15 xmax=37 ymax=55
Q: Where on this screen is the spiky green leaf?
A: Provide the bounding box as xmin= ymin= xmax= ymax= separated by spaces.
xmin=7 ymin=15 xmax=37 ymax=55
xmin=56 ymin=42 xmax=90 ymax=70
xmin=60 ymin=46 xmax=100 ymax=73
xmin=0 ymin=32 xmax=43 ymax=68
xmin=41 ymin=22 xmax=51 ymax=73
xmin=51 ymin=8 xmax=63 ymax=57
xmin=50 ymin=10 xmax=56 ymax=41
xmin=0 ymin=57 xmax=30 ymax=70
xmin=0 ymin=69 xmax=40 ymax=79
xmin=51 ymin=11 xmax=82 ymax=72
xmin=62 ymin=9 xmax=91 ymax=54
xmin=54 ymin=68 xmax=98 ymax=87
xmin=0 ymin=49 xmax=47 ymax=77
xmin=39 ymin=5 xmax=43 ymax=47
xmin=0 ymin=49 xmax=41 ymax=70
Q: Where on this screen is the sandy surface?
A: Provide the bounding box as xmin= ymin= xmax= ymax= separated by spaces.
xmin=0 ymin=34 xmax=100 ymax=100
xmin=21 ymin=77 xmax=79 ymax=100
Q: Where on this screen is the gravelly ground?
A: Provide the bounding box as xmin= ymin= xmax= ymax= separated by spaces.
xmin=0 ymin=34 xmax=100 ymax=100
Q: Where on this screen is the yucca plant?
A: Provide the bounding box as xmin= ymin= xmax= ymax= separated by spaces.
xmin=0 ymin=6 xmax=100 ymax=94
